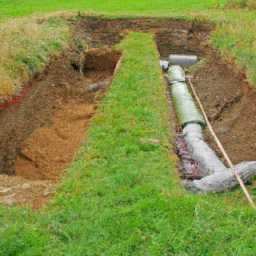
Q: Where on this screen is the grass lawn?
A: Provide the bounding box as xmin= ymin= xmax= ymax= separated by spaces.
xmin=1 ymin=0 xmax=256 ymax=255
xmin=0 ymin=0 xmax=228 ymax=19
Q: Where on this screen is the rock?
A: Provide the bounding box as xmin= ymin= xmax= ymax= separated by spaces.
xmin=139 ymin=138 xmax=162 ymax=144
xmin=89 ymin=81 xmax=110 ymax=92
xmin=159 ymin=60 xmax=169 ymax=72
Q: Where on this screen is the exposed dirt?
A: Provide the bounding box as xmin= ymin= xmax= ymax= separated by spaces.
xmin=0 ymin=17 xmax=255 ymax=207
xmin=74 ymin=17 xmax=212 ymax=58
xmin=188 ymin=53 xmax=256 ymax=166
xmin=0 ymin=47 xmax=121 ymax=207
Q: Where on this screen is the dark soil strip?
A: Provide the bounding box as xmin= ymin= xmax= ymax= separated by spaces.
xmin=74 ymin=17 xmax=213 ymax=58
xmin=175 ymin=132 xmax=200 ymax=179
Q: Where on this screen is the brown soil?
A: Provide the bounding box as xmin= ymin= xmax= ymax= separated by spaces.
xmin=74 ymin=17 xmax=213 ymax=58
xmin=0 ymin=46 xmax=121 ymax=207
xmin=188 ymin=54 xmax=256 ymax=166
xmin=0 ymin=17 xmax=255 ymax=207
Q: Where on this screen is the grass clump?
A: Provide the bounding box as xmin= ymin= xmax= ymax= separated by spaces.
xmin=0 ymin=16 xmax=71 ymax=103
xmin=225 ymin=0 xmax=256 ymax=9
xmin=209 ymin=10 xmax=256 ymax=84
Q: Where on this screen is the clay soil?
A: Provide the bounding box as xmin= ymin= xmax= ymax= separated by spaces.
xmin=0 ymin=17 xmax=254 ymax=207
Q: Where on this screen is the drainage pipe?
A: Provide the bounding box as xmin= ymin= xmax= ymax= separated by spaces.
xmin=189 ymin=161 xmax=256 ymax=194
xmin=171 ymin=82 xmax=206 ymax=128
xmin=168 ymin=64 xmax=256 ymax=207
xmin=183 ymin=123 xmax=227 ymax=177
xmin=169 ymin=54 xmax=197 ymax=67
xmin=168 ymin=65 xmax=186 ymax=84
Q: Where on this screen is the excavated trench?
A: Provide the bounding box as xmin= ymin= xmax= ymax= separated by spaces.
xmin=0 ymin=17 xmax=255 ymax=207
xmin=0 ymin=47 xmax=122 ymax=207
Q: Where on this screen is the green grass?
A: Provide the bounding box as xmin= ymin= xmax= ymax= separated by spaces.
xmin=208 ymin=9 xmax=256 ymax=84
xmin=1 ymin=32 xmax=256 ymax=255
xmin=0 ymin=0 xmax=228 ymax=19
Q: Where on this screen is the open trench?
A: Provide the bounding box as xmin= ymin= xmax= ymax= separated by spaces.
xmin=0 ymin=17 xmax=255 ymax=207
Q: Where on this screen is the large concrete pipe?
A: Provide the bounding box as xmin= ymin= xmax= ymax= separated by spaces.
xmin=169 ymin=64 xmax=256 ymax=194
xmin=189 ymin=161 xmax=256 ymax=193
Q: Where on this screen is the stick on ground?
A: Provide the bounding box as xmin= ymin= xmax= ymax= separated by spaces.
xmin=187 ymin=77 xmax=256 ymax=210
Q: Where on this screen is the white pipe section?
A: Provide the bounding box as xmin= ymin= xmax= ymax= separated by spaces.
xmin=182 ymin=123 xmax=256 ymax=193
xmin=183 ymin=123 xmax=227 ymax=177
xmin=169 ymin=54 xmax=197 ymax=67
xmin=189 ymin=161 xmax=256 ymax=193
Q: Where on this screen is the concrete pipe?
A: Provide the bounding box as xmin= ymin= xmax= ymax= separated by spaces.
xmin=189 ymin=161 xmax=256 ymax=193
xmin=183 ymin=123 xmax=227 ymax=177
xmin=171 ymin=83 xmax=206 ymax=128
xmin=168 ymin=65 xmax=186 ymax=84
xmin=169 ymin=54 xmax=197 ymax=67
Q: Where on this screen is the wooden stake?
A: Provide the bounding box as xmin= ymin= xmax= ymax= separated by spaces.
xmin=187 ymin=77 xmax=256 ymax=210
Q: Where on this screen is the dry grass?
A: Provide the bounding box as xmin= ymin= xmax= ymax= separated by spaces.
xmin=0 ymin=15 xmax=71 ymax=104
xmin=225 ymin=0 xmax=256 ymax=9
